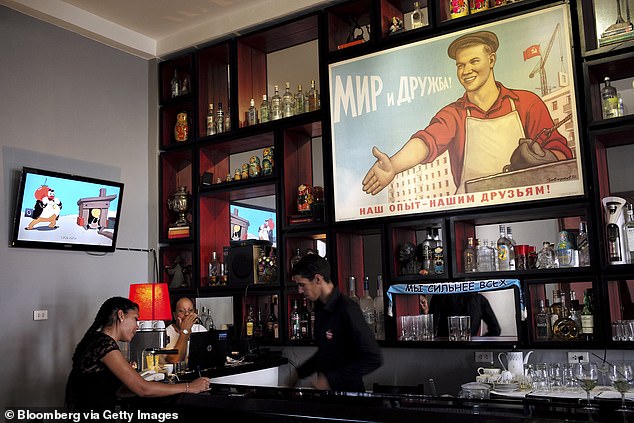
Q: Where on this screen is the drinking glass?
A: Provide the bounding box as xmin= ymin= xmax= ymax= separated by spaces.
xmin=608 ymin=362 xmax=634 ymax=412
xmin=573 ymin=362 xmax=599 ymax=410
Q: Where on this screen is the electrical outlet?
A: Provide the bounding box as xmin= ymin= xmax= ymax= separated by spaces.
xmin=475 ymin=351 xmax=493 ymax=363
xmin=568 ymin=351 xmax=589 ymax=363
xmin=33 ymin=309 xmax=48 ymax=321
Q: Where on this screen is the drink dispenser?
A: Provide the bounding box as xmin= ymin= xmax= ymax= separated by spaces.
xmin=602 ymin=196 xmax=627 ymax=264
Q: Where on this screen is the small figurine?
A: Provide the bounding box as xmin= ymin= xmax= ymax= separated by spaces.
xmin=262 ymin=147 xmax=274 ymax=169
xmin=216 ymin=177 xmax=222 ymax=184
xmin=225 ymin=173 xmax=232 ymax=182
xmin=233 ymin=168 xmax=242 ymax=181
xmin=389 ymin=16 xmax=403 ymax=34
xmin=174 ymin=111 xmax=189 ymax=142
xmin=248 ymin=155 xmax=261 ymax=178
xmin=241 ymin=163 xmax=249 ymax=180
xmin=297 ymin=184 xmax=314 ymax=214
xmin=262 ymin=158 xmax=273 ymax=176
xmin=398 ymin=242 xmax=420 ymax=275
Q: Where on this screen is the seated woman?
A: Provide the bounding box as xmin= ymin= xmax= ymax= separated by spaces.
xmin=65 ymin=296 xmax=209 ymax=410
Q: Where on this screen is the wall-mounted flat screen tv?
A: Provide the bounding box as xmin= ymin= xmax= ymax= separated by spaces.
xmin=11 ymin=167 xmax=124 ymax=252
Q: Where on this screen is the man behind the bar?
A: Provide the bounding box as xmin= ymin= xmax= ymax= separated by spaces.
xmin=286 ymin=254 xmax=383 ymax=391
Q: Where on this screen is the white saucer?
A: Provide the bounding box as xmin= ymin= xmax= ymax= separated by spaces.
xmin=493 ymin=383 xmax=519 ymax=392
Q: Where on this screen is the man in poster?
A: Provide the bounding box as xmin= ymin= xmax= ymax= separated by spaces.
xmin=362 ymin=30 xmax=573 ymax=197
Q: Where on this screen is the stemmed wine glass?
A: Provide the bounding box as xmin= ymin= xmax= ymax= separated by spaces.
xmin=608 ymin=362 xmax=634 ymax=412
xmin=573 ymin=362 xmax=599 ymax=410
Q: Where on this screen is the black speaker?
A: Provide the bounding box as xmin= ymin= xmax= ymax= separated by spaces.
xmin=228 ymin=241 xmax=270 ymax=284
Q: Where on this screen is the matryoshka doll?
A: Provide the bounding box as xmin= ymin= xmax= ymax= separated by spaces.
xmin=449 ymin=0 xmax=469 ymax=18
xmin=469 ymin=0 xmax=488 ymax=13
xmin=262 ymin=147 xmax=274 ymax=169
xmin=297 ymin=184 xmax=314 ymax=214
xmin=241 ymin=163 xmax=249 ymax=180
xmin=174 ymin=111 xmax=189 ymax=142
xmin=248 ymin=155 xmax=261 ymax=178
xmin=234 ymin=168 xmax=242 ymax=181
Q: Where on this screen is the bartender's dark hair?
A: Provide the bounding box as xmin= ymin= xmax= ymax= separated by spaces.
xmin=71 ymin=296 xmax=138 ymax=364
xmin=291 ymin=254 xmax=331 ymax=282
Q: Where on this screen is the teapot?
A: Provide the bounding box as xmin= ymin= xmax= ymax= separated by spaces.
xmin=498 ymin=350 xmax=534 ymax=378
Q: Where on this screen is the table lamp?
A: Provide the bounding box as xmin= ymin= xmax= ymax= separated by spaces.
xmin=128 ymin=282 xmax=172 ymax=330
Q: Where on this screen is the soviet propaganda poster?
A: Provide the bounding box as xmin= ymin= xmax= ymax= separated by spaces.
xmin=329 ymin=4 xmax=583 ymax=222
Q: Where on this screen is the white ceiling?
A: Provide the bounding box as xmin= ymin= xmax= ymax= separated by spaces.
xmin=1 ymin=0 xmax=335 ymax=59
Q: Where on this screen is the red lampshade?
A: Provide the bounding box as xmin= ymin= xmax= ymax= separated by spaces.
xmin=128 ymin=283 xmax=172 ymax=321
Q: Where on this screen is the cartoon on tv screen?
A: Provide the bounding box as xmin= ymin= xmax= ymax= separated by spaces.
xmin=14 ymin=171 xmax=122 ymax=247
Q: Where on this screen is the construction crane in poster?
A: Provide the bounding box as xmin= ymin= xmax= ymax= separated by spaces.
xmin=528 ymin=23 xmax=561 ymax=96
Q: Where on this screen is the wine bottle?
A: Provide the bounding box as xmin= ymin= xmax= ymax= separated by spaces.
xmin=581 ymin=288 xmax=594 ymax=341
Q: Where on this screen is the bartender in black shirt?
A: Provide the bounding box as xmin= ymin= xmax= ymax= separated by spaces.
xmin=286 ymin=254 xmax=383 ymax=392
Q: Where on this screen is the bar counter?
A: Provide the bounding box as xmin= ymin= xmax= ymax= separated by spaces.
xmin=125 ymin=384 xmax=634 ymax=422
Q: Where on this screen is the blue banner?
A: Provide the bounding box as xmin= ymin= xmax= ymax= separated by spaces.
xmin=386 ymin=279 xmax=525 ymax=320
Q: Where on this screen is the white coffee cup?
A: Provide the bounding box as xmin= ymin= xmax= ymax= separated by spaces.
xmin=477 ymin=367 xmax=501 ymax=376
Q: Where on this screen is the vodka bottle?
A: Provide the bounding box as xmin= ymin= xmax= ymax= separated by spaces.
xmin=271 ymin=85 xmax=283 ymax=120
xmin=245 ymin=305 xmax=255 ymax=338
xmin=374 ymin=275 xmax=385 ymax=340
xmin=360 ymin=276 xmax=376 ymax=330
xmin=535 ymin=299 xmax=551 ymax=341
xmin=348 ymin=276 xmax=360 ymax=304
xmin=432 ymin=228 xmax=444 ymax=274
xmin=282 ymin=82 xmax=295 ymax=118
xmin=206 ymin=103 xmax=216 ymax=136
xmin=625 ymin=203 xmax=634 ymax=263
xmin=411 ymin=1 xmax=424 ymax=29
xmin=170 ymin=70 xmax=180 ymax=98
xmin=299 ymin=298 xmax=310 ymax=340
xmin=307 ymin=79 xmax=319 ymax=112
xmin=266 ymin=297 xmax=279 ymax=339
xmin=215 ymin=102 xmax=225 ymax=133
xmin=476 ymin=239 xmax=495 ymax=272
xmin=290 ymin=299 xmax=301 ymax=340
xmin=601 ymin=76 xmax=619 ymax=119
xmin=260 ymin=94 xmax=270 ymax=123
xmin=496 ymin=225 xmax=513 ymax=271
xmin=247 ymin=98 xmax=258 ymax=126
xmin=581 ymin=288 xmax=594 ymax=340
xmin=421 ymin=227 xmax=435 ymax=273
xmin=295 ymin=84 xmax=306 ymax=114
xmin=464 ymin=236 xmax=477 ymax=273
xmin=208 ymin=251 xmax=219 ymax=286
xmin=577 ymin=221 xmax=590 ymax=267
xmin=506 ymin=226 xmax=517 ymax=269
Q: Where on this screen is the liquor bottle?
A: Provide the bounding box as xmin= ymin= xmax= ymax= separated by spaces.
xmin=266 ymin=297 xmax=279 ymax=339
xmin=506 ymin=226 xmax=517 ymax=246
xmin=216 ymin=102 xmax=225 ymax=133
xmin=290 ymin=299 xmax=301 ymax=340
xmin=601 ymin=76 xmax=619 ymax=119
xmin=476 ymin=239 xmax=495 ymax=272
xmin=290 ymin=247 xmax=302 ymax=272
xmin=464 ymin=237 xmax=477 ymax=273
xmin=411 ymin=1 xmax=424 ymax=29
xmin=247 ymin=98 xmax=258 ymax=126
xmin=299 ymin=297 xmax=310 ymax=340
xmin=496 ymin=225 xmax=513 ymax=271
xmin=271 ymin=85 xmax=283 ymax=120
xmin=374 ymin=275 xmax=385 ymax=340
xmin=208 ymin=251 xmax=219 ymax=286
xmin=307 ymin=79 xmax=319 ymax=112
xmin=421 ymin=227 xmax=435 ymax=272
xmin=295 ymin=84 xmax=306 ymax=114
xmin=309 ymin=300 xmax=316 ymax=340
xmin=552 ymin=291 xmax=580 ymax=340
xmin=282 ymin=82 xmax=295 ymax=118
xmin=180 ymin=73 xmax=190 ymax=96
xmin=569 ymin=291 xmax=582 ymax=330
xmin=549 ymin=289 xmax=562 ymax=330
xmin=246 ymin=305 xmax=255 ymax=338
xmin=535 ymin=299 xmax=551 ymax=341
xmin=556 ymin=230 xmax=574 ymax=267
xmin=577 ymin=221 xmax=590 ymax=267
xmin=580 ymin=288 xmax=594 ymax=340
xmin=360 ymin=276 xmax=376 ymax=330
xmin=625 ymin=203 xmax=634 ymax=263
xmin=224 ymin=106 xmax=231 ymax=132
xmin=206 ymin=103 xmax=216 ymax=136
xmin=348 ymin=276 xmax=360 ymax=304
xmin=253 ymin=307 xmax=264 ymax=339
xmin=505 ymin=226 xmax=517 ymax=269
xmin=170 ymin=70 xmax=180 ymax=98
xmin=432 ymin=228 xmax=445 ymax=274
xmin=260 ymin=94 xmax=270 ymax=123
xmin=198 ymin=306 xmax=209 ymax=328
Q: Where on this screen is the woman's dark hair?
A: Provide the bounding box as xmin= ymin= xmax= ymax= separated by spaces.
xmin=71 ymin=296 xmax=138 ymax=365
xmin=290 ymin=254 xmax=331 ymax=282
